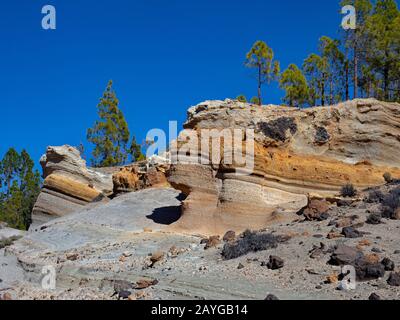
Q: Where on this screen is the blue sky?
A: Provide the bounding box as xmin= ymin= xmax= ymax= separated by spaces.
xmin=1 ymin=0 xmax=348 ymax=168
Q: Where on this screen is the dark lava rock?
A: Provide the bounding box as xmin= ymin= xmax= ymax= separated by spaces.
xmin=368 ymin=293 xmax=381 ymax=300
xmin=118 ymin=290 xmax=131 ymax=300
xmin=329 ymin=245 xmax=363 ymax=266
xmin=264 ymin=294 xmax=279 ymax=300
xmin=113 ymin=280 xmax=133 ymax=293
xmin=266 ymin=256 xmax=284 ymax=270
xmin=237 ymin=263 xmax=245 ymax=270
xmin=372 ymin=247 xmax=382 ymax=253
xmin=342 ymin=226 xmax=363 ymax=238
xmin=387 ymin=272 xmax=400 ymax=286
xmin=309 ymin=243 xmax=327 ymax=259
xmin=381 ymin=258 xmax=395 ymax=271
xmin=394 ymin=250 xmax=400 ymax=255
xmin=337 ymin=200 xmax=352 ymax=207
xmin=329 ymin=245 xmax=385 ymax=281
xmin=355 ymin=258 xmax=385 ymax=281
xmin=366 ymin=213 xmax=382 ymax=225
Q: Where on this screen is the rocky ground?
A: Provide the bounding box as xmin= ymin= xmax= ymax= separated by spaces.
xmin=1 ymin=183 xmax=400 ymax=300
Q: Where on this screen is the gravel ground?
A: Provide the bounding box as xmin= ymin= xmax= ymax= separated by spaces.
xmin=1 ymin=186 xmax=400 ymax=300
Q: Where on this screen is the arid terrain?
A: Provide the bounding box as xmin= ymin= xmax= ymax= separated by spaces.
xmin=1 ymin=98 xmax=400 ymax=300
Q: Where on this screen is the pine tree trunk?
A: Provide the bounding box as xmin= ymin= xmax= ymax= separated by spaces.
xmin=384 ymin=66 xmax=389 ymax=101
xmin=353 ymin=45 xmax=358 ymax=99
xmin=258 ymin=63 xmax=262 ymax=106
xmin=345 ymin=60 xmax=349 ymax=101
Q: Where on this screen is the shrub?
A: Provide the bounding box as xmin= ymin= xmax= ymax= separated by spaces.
xmin=221 ymin=230 xmax=287 ymax=260
xmin=0 ymin=236 xmax=21 ymax=249
xmin=383 ymin=172 xmax=393 ymax=184
xmin=258 ymin=117 xmax=297 ymax=142
xmin=236 ymin=95 xmax=247 ymax=103
xmin=315 ymin=127 xmax=330 ymax=144
xmin=382 ymin=187 xmax=400 ymax=219
xmin=366 ymin=189 xmax=385 ymax=203
xmin=366 ymin=213 xmax=382 ymax=225
xmin=341 ymin=184 xmax=357 ymax=197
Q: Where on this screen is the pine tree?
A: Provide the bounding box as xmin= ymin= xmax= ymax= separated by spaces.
xmin=341 ymin=0 xmax=373 ymax=99
xmin=87 ymin=80 xmax=144 ymax=167
xmin=245 ymin=41 xmax=280 ymax=105
xmin=0 ymin=149 xmax=41 ymax=230
xmin=319 ymin=36 xmax=345 ymax=104
xmin=365 ymin=0 xmax=400 ymax=101
xmin=303 ymin=53 xmax=328 ymax=106
xmin=279 ymin=64 xmax=309 ymax=107
xmin=236 ymin=95 xmax=247 ymax=102
xmin=250 ymin=96 xmax=260 ymax=105
xmin=0 ymin=148 xmax=20 ymax=194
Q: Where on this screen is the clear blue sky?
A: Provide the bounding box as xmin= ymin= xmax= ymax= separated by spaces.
xmin=1 ymin=0 xmax=348 ymax=168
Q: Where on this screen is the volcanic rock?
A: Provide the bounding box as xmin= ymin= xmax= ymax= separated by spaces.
xmin=168 ymin=99 xmax=400 ymax=234
xmin=265 ymin=256 xmax=284 ymax=270
xmin=387 ymin=272 xmax=400 ymax=286
xmin=31 ymin=145 xmax=115 ymax=227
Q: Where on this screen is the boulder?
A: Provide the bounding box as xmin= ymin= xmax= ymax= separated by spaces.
xmin=329 ymin=245 xmax=386 ymax=281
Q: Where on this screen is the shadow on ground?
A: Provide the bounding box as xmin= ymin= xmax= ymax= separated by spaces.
xmin=146 ymin=193 xmax=186 ymax=225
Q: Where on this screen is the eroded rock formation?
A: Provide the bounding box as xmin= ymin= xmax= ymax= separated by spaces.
xmin=32 ymin=147 xmax=171 ymax=227
xmin=31 ymin=146 xmax=115 ymax=227
xmin=167 ymin=98 xmax=400 ymax=235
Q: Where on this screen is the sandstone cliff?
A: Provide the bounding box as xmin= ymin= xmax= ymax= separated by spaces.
xmin=167 ymin=98 xmax=400 ymax=235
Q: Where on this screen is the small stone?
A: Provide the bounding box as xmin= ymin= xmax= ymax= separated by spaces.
xmin=342 ymin=227 xmax=363 ymax=239
xmin=66 ymin=252 xmax=79 ymax=261
xmin=136 ymin=279 xmax=159 ymax=289
xmin=150 ymin=251 xmax=164 ymax=266
xmin=372 ymin=247 xmax=382 ymax=253
xmin=122 ymin=251 xmax=132 ymax=257
xmin=381 ymin=258 xmax=395 ymax=271
xmin=0 ymin=293 xmax=12 ymax=300
xmin=118 ymin=290 xmax=131 ymax=300
xmin=266 ymin=256 xmax=284 ymax=270
xmin=327 ymin=231 xmax=343 ymax=239
xmin=237 ymin=263 xmax=245 ymax=270
xmin=368 ymin=293 xmax=381 ymax=300
xmin=113 ymin=280 xmax=133 ymax=293
xmin=358 ymin=239 xmax=371 ymax=247
xmin=326 ymin=274 xmax=338 ymax=284
xmin=204 ymin=236 xmax=221 ymax=250
xmin=387 ymin=272 xmax=400 ymax=286
xmin=223 ymin=231 xmax=236 ymax=242
xmin=264 ymin=294 xmax=279 ymax=300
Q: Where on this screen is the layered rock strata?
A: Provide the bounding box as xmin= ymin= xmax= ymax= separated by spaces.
xmin=167 ymin=99 xmax=400 ymax=235
xmin=31 ymin=146 xmax=115 ymax=226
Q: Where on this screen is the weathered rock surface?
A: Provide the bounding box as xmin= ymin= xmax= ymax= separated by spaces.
xmin=112 ymin=155 xmax=170 ymax=194
xmin=168 ymin=98 xmax=400 ymax=235
xmin=31 ymin=145 xmax=115 ymax=227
